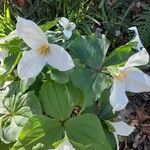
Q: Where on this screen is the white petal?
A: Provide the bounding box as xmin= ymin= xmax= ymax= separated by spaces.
xmin=63 ymin=30 xmax=72 ymax=38
xmin=16 ymin=17 xmax=48 ymax=49
xmin=129 ymin=26 xmax=144 ymax=51
xmin=56 ymin=138 xmax=75 ymax=150
xmin=124 ymin=67 xmax=150 ymax=92
xmin=113 ymin=133 xmax=119 ymax=150
xmin=46 ymin=44 xmax=74 ymax=71
xmin=17 ymin=50 xmax=46 ymax=81
xmin=59 ymin=17 xmax=69 ymax=27
xmin=69 ymin=22 xmax=76 ymax=30
xmin=125 ymin=48 xmax=149 ymax=68
xmin=0 ymin=51 xmax=8 ymax=61
xmin=111 ymin=121 xmax=135 ymax=136
xmin=110 ymin=80 xmax=128 ymax=113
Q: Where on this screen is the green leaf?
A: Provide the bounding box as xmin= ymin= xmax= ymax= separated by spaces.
xmin=12 ymin=116 xmax=64 ymax=150
xmin=70 ymin=68 xmax=96 ymax=110
xmin=0 ymin=140 xmax=13 ymax=150
xmin=70 ymin=35 xmax=109 ymax=68
xmin=92 ymin=72 xmax=112 ymax=98
xmin=99 ymin=90 xmax=117 ymax=120
xmin=65 ymin=113 xmax=112 ymax=150
xmin=101 ymin=121 xmax=117 ymax=150
xmin=104 ymin=43 xmax=134 ymax=66
xmin=40 ymin=18 xmax=59 ymax=31
xmin=50 ymin=70 xmax=70 ymax=84
xmin=39 ymin=81 xmax=80 ymax=120
xmin=0 ymin=91 xmax=42 ymax=143
xmin=70 ymin=68 xmax=112 ymax=110
xmin=0 ymin=38 xmax=24 ymax=54
xmin=70 ymin=68 xmax=94 ymax=90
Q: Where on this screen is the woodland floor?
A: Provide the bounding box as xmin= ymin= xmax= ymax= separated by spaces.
xmin=120 ymin=71 xmax=150 ymax=149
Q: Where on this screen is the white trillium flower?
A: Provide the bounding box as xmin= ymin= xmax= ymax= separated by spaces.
xmin=110 ymin=48 xmax=150 ymax=113
xmin=59 ymin=17 xmax=76 ymax=39
xmin=16 ymin=17 xmax=75 ymax=81
xmin=110 ymin=121 xmax=135 ymax=150
xmin=129 ymin=26 xmax=144 ymax=51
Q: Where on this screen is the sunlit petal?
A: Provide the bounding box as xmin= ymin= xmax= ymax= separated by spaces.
xmin=63 ymin=29 xmax=72 ymax=38
xmin=111 ymin=121 xmax=135 ymax=136
xmin=113 ymin=133 xmax=119 ymax=150
xmin=16 ymin=17 xmax=48 ymax=49
xmin=59 ymin=17 xmax=69 ymax=27
xmin=124 ymin=67 xmax=150 ymax=92
xmin=17 ymin=50 xmax=46 ymax=81
xmin=110 ymin=80 xmax=128 ymax=113
xmin=129 ymin=26 xmax=144 ymax=50
xmin=69 ymin=22 xmax=76 ymax=30
xmin=46 ymin=44 xmax=75 ymax=71
xmin=110 ymin=121 xmax=135 ymax=150
xmin=125 ymin=48 xmax=149 ymax=68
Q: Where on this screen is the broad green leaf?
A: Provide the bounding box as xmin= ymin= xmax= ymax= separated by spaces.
xmin=39 ymin=81 xmax=81 ymax=120
xmin=0 ymin=91 xmax=42 ymax=143
xmin=12 ymin=116 xmax=64 ymax=150
xmin=50 ymin=70 xmax=70 ymax=84
xmin=65 ymin=113 xmax=112 ymax=150
xmin=70 ymin=35 xmax=109 ymax=68
xmin=70 ymin=68 xmax=94 ymax=90
xmin=70 ymin=67 xmax=112 ymax=110
xmin=104 ymin=43 xmax=134 ymax=67
xmin=70 ymin=68 xmax=96 ymax=110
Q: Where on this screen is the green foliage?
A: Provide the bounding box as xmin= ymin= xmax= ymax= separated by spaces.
xmin=0 ymin=90 xmax=42 ymax=143
xmin=70 ymin=35 xmax=112 ymax=109
xmin=65 ymin=113 xmax=112 ymax=150
xmin=0 ymin=3 xmax=145 ymax=148
xmin=12 ymin=115 xmax=64 ymax=150
xmin=39 ymin=80 xmax=82 ymax=121
xmin=104 ymin=42 xmax=134 ymax=66
xmin=97 ymin=0 xmax=134 ymax=43
xmin=134 ymin=6 xmax=150 ymax=48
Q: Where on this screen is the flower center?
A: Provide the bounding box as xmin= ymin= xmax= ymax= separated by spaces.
xmin=38 ymin=44 xmax=49 ymax=56
xmin=114 ymin=71 xmax=128 ymax=81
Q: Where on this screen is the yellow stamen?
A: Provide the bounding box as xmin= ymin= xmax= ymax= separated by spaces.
xmin=114 ymin=71 xmax=128 ymax=81
xmin=38 ymin=44 xmax=49 ymax=56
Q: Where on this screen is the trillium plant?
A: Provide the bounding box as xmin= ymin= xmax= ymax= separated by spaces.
xmin=0 ymin=16 xmax=149 ymax=150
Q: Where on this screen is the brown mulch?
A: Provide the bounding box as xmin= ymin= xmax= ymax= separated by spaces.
xmin=119 ymin=92 xmax=150 ymax=150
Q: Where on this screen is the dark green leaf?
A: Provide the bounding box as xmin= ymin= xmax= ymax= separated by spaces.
xmin=50 ymin=70 xmax=70 ymax=84
xmin=65 ymin=113 xmax=112 ymax=150
xmin=70 ymin=35 xmax=109 ymax=68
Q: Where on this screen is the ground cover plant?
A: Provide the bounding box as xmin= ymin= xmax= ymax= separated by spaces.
xmin=0 ymin=0 xmax=150 ymax=150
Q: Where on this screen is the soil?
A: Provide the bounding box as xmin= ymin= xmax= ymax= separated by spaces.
xmin=120 ymin=91 xmax=150 ymax=150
